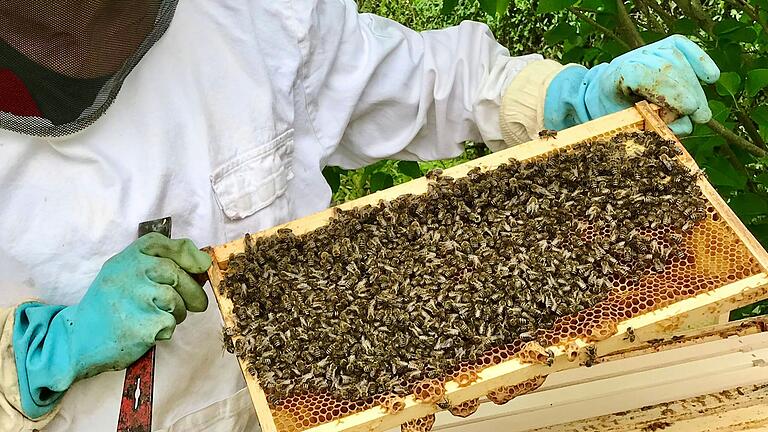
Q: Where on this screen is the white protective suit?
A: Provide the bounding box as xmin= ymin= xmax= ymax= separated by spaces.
xmin=0 ymin=0 xmax=561 ymax=430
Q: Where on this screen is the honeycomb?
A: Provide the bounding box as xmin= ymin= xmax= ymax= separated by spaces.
xmin=380 ymin=395 xmax=406 ymax=414
xmin=565 ymin=342 xmax=580 ymax=362
xmin=486 ymin=376 xmax=548 ymax=405
xmin=401 ymin=414 xmax=436 ymax=432
xmin=448 ymin=399 xmax=480 ymax=418
xmin=265 ymin=200 xmax=761 ymax=432
xmin=226 ymin=124 xmax=764 ymax=432
xmin=518 ymin=342 xmax=553 ymax=366
xmin=411 ymin=379 xmax=445 ymax=404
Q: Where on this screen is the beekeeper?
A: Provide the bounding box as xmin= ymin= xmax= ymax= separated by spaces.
xmin=0 ymin=0 xmax=719 ymax=430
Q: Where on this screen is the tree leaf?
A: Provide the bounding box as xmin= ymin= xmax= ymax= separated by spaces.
xmin=755 ymin=172 xmax=768 ymax=188
xmin=562 ymin=46 xmax=586 ymax=64
xmin=746 ymin=69 xmax=768 ymax=97
xmin=600 ymin=39 xmax=629 ymax=58
xmin=397 ymin=161 xmax=423 ymax=179
xmin=495 ymin=0 xmax=511 ymax=14
xmin=714 ymin=18 xmax=745 ymax=36
xmin=716 ymin=72 xmax=742 ymax=97
xmin=749 ymin=222 xmax=768 ymax=249
xmin=726 ymin=27 xmax=758 ymax=43
xmin=682 ymin=123 xmax=723 ymax=162
xmin=709 ymin=100 xmax=731 ymax=123
xmin=729 ymin=193 xmax=768 ymax=217
xmin=362 ymin=160 xmax=387 ymax=185
xmin=703 ymin=156 xmax=748 ymax=188
xmin=369 ymin=172 xmax=394 ymax=192
xmin=640 ymin=31 xmax=665 ymax=44
xmin=580 ymin=0 xmax=617 ymax=12
xmin=674 ymin=18 xmax=700 ymax=35
xmin=581 ymin=47 xmax=603 ymax=64
xmin=730 ymin=298 xmax=768 ymax=320
xmin=752 ymin=105 xmax=768 ymax=126
xmin=714 ymin=18 xmax=758 ymax=43
xmin=536 ymin=0 xmax=577 ymax=14
xmin=478 ymin=0 xmax=497 ymax=15
xmin=707 ymin=43 xmax=743 ymax=73
xmin=322 ymin=167 xmax=342 ymax=194
xmin=441 ymin=0 xmax=459 ymax=15
xmin=544 ymin=22 xmax=577 ymax=44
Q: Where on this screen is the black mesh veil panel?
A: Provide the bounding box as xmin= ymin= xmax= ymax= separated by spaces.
xmin=0 ymin=1 xmax=178 ymax=137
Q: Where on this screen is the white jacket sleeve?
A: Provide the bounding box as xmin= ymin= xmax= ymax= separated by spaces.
xmin=0 ymin=306 xmax=57 ymax=432
xmin=302 ymin=0 xmax=544 ymax=168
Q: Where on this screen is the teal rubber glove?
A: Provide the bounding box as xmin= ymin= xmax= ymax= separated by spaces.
xmin=544 ymin=35 xmax=720 ymax=136
xmin=12 ymin=233 xmax=212 ymax=419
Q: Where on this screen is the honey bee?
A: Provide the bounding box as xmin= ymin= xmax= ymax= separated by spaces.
xmin=582 ymin=345 xmax=598 ymax=367
xmin=545 ymin=349 xmax=555 ymax=367
xmin=623 ymin=327 xmax=636 ymax=343
xmin=538 ymin=129 xmax=559 ymax=140
xmin=218 ymin=130 xmax=709 ymax=403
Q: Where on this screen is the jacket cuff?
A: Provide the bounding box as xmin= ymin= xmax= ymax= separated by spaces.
xmin=499 ymin=60 xmax=567 ymax=146
xmin=0 ymin=305 xmax=58 ymax=431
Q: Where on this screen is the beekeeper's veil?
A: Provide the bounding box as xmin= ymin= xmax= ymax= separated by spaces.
xmin=0 ymin=1 xmax=177 ymax=136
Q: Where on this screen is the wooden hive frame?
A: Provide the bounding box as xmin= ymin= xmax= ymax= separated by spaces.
xmin=205 ymin=102 xmax=768 ymax=432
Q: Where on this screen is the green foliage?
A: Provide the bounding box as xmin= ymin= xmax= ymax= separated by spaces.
xmin=325 ymin=144 xmax=489 ymax=204
xmin=730 ymin=299 xmax=768 ymax=320
xmin=746 ymin=69 xmax=768 ymax=97
xmin=355 ymin=0 xmax=570 ymax=58
xmin=537 ymin=0 xmax=578 ymax=13
xmin=716 ymin=72 xmax=742 ymax=98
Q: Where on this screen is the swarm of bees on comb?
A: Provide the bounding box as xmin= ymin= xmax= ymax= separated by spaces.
xmin=221 ymin=131 xmax=708 ymax=403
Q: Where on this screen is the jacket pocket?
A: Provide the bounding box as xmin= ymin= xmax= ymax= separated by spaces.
xmin=210 ymin=130 xmax=294 ymax=221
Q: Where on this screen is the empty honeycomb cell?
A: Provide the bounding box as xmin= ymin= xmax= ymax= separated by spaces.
xmin=565 ymin=342 xmax=580 ymax=362
xmin=454 ymin=368 xmax=479 ymax=387
xmin=412 ymin=379 xmax=446 ymax=404
xmin=380 ymin=395 xmax=406 ymax=414
xmin=585 ymin=318 xmax=618 ymax=342
xmin=401 ymin=414 xmax=436 ymax=432
xmin=448 ymin=399 xmax=480 ymax=418
xmin=518 ymin=342 xmax=552 ymax=365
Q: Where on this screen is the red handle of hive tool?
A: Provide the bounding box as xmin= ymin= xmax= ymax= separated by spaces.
xmin=117 ymin=348 xmax=156 ymax=432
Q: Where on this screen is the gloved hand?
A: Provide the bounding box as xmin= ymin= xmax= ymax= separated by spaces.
xmin=13 ymin=233 xmax=212 ymax=419
xmin=544 ymin=35 xmax=720 ymax=136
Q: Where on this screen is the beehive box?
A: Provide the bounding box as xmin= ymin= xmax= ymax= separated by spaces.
xmin=205 ymin=102 xmax=768 ymax=432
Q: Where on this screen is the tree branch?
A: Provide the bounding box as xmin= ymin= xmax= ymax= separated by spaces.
xmin=720 ymin=143 xmax=749 ymax=175
xmin=642 ymin=0 xmax=677 ymax=29
xmin=672 ymin=0 xmax=715 ymax=33
xmin=723 ymin=0 xmax=768 ymax=36
xmin=635 ymin=0 xmax=665 ymax=33
xmin=568 ymin=8 xmax=632 ymax=50
xmin=735 ymin=110 xmax=768 ymax=150
xmin=615 ymin=0 xmax=645 ymax=48
xmin=708 ymin=119 xmax=768 ymax=158
xmin=572 ymin=0 xmax=766 ymax=164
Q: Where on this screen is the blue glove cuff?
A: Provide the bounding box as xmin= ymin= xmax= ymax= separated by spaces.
xmin=543 ymin=65 xmax=591 ymax=131
xmin=13 ymin=302 xmax=73 ymax=419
